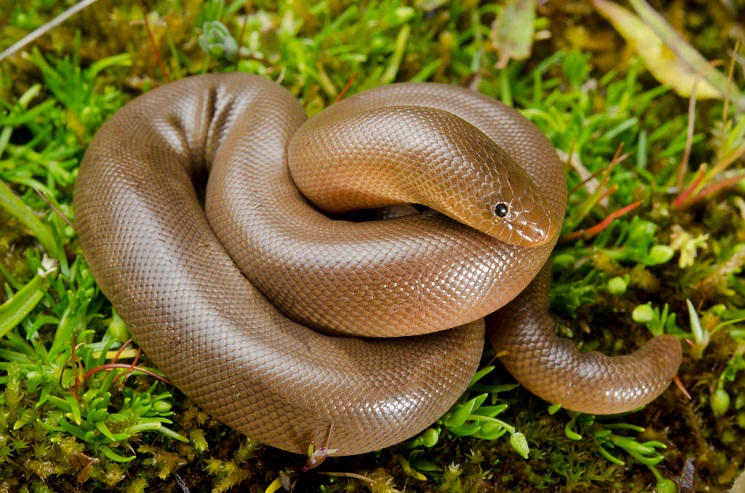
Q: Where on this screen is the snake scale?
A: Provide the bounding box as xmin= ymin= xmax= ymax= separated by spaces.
xmin=74 ymin=73 xmax=682 ymax=456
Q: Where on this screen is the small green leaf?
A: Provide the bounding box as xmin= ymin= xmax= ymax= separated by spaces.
xmin=473 ymin=422 xmax=506 ymax=440
xmin=447 ymin=422 xmax=481 ymax=437
xmin=468 ymin=366 xmax=495 ymax=387
xmin=656 ymin=479 xmax=678 ymax=493
xmin=632 ymin=303 xmax=655 ymax=324
xmin=444 ymin=397 xmax=478 ymax=428
xmin=99 ymin=445 xmax=136 ymax=463
xmin=597 ymin=445 xmax=625 ymax=466
xmin=711 ymin=387 xmax=731 ymax=417
xmin=547 ymin=403 xmax=562 ymax=415
xmin=607 ymin=276 xmax=628 ymax=295
xmin=157 ymin=426 xmax=189 ymax=442
xmin=565 ymin=421 xmax=582 ymax=440
xmin=57 ymin=417 xmax=87 ymax=441
xmin=0 ymin=180 xmax=59 ymax=258
xmin=95 ymin=420 xmax=118 ymax=442
xmin=509 ymin=432 xmax=530 ymax=459
xmin=419 ymin=427 xmax=440 ymax=448
xmin=0 ymin=273 xmax=48 ymax=339
xmin=47 ymin=395 xmax=72 ymax=413
xmin=65 ymin=395 xmax=82 ymax=425
xmin=472 ymin=404 xmax=508 ymax=418
xmin=409 ymin=458 xmax=441 ymax=473
xmin=647 ymin=245 xmax=674 ymax=265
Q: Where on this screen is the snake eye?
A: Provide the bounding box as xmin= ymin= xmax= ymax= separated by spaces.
xmin=493 ymin=202 xmax=509 ymax=218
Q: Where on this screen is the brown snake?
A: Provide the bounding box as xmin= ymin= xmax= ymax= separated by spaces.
xmin=74 ymin=73 xmax=682 ymax=456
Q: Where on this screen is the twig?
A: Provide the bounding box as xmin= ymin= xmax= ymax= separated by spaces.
xmin=676 ymin=60 xmax=724 ymax=188
xmin=0 ymin=0 xmax=99 ymax=62
xmin=34 ymin=188 xmax=76 ymax=231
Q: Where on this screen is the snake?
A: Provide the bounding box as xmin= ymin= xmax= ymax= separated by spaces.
xmin=73 ymin=73 xmax=683 ymax=456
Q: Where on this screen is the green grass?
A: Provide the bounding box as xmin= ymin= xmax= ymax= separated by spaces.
xmin=1 ymin=0 xmax=744 ymax=491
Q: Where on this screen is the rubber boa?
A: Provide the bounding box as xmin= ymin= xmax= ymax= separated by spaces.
xmin=74 ymin=73 xmax=682 ymax=455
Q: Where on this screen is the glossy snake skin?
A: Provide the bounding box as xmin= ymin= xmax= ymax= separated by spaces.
xmin=74 ymin=73 xmax=682 ymax=455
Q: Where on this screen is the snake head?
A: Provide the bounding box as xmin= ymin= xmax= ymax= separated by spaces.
xmin=430 ymin=138 xmax=555 ymax=249
xmin=478 ymin=163 xmax=554 ymax=247
xmin=396 ymin=108 xmax=558 ymax=249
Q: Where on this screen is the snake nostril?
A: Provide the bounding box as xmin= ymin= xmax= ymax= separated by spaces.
xmin=493 ymin=202 xmax=509 ymax=218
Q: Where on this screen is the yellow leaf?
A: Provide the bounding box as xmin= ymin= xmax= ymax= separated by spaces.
xmin=264 ymin=478 xmax=283 ymax=493
xmin=593 ymin=0 xmax=734 ymax=101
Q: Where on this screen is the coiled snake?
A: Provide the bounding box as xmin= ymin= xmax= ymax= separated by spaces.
xmin=74 ymin=73 xmax=682 ymax=456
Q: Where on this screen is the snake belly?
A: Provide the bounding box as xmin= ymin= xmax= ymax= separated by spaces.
xmin=74 ymin=73 xmax=682 ymax=456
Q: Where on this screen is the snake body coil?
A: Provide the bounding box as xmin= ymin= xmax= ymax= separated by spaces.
xmin=74 ymin=74 xmax=682 ymax=456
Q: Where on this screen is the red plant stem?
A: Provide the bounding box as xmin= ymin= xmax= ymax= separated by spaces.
xmin=560 ymin=200 xmax=643 ymax=243
xmin=673 ymin=374 xmax=691 ymax=401
xmin=113 ymin=346 xmax=141 ymax=384
xmin=687 ymin=170 xmax=745 ymax=207
xmin=335 ymin=72 xmax=357 ymax=103
xmin=67 ymin=334 xmax=84 ymax=400
xmin=139 ymin=0 xmax=170 ymax=82
xmin=82 ymin=363 xmax=172 ymax=385
xmin=672 ymin=163 xmax=707 ymax=209
xmin=109 ymin=338 xmax=133 ymax=365
xmin=596 ymin=183 xmax=619 ymax=205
